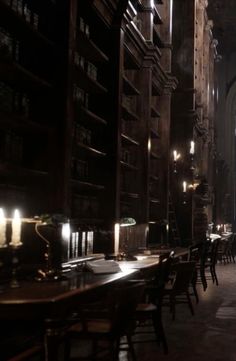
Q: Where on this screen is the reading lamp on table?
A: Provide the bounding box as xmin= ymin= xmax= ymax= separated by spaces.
xmin=119 ymin=217 xmax=137 ymax=261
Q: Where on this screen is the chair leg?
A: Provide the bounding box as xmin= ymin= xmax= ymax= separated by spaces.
xmin=109 ymin=340 xmax=120 ymax=361
xmin=212 ymin=265 xmax=219 ymax=286
xmin=126 ymin=334 xmax=137 ymax=361
xmin=191 ymin=282 xmax=199 ymax=304
xmin=91 ymin=340 xmax=98 ymax=361
xmin=64 ymin=337 xmax=71 ymax=361
xmin=210 ymin=266 xmax=215 ymax=283
xmin=200 ymin=266 xmax=207 ymax=291
xmin=191 ymin=270 xmax=199 ymax=303
xmin=152 ymin=310 xmax=168 ymax=354
xmin=170 ymin=296 xmax=176 ymax=321
xmin=186 ymin=290 xmax=194 ymax=316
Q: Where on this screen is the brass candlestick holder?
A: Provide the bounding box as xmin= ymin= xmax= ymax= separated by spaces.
xmin=190 ymin=154 xmax=195 ymax=171
xmin=173 ymin=160 xmax=177 ymax=173
xmin=9 ymin=243 xmax=22 ymax=288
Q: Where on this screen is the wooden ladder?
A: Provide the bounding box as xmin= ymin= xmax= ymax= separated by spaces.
xmin=168 ymin=193 xmax=181 ymax=246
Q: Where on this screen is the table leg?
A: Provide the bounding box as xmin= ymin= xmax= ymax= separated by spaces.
xmin=44 ymin=322 xmax=63 ymax=361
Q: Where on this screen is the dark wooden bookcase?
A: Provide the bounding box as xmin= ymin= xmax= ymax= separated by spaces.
xmin=0 ymin=0 xmax=59 ymax=216
xmin=0 ymin=0 xmax=176 ymax=257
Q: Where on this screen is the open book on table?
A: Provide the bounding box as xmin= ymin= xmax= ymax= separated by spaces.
xmin=85 ymin=260 xmax=122 ymax=274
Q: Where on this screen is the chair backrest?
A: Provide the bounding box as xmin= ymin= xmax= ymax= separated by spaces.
xmin=156 ymin=252 xmax=175 ymax=287
xmin=169 ymin=261 xmax=196 ymax=294
xmin=148 ymin=252 xmax=175 ymax=306
xmin=108 ymin=282 xmax=145 ymax=337
xmin=209 ymin=238 xmax=220 ymax=264
xmin=199 ymin=239 xmax=211 ymax=266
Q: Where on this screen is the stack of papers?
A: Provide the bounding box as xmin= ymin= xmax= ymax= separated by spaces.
xmin=86 ymin=260 xmax=122 ymax=274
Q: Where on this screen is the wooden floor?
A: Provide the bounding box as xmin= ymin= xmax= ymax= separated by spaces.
xmin=119 ymin=262 xmax=236 ymax=361
xmin=55 ymin=262 xmax=236 ymax=361
xmin=5 ymin=262 xmax=236 ymax=360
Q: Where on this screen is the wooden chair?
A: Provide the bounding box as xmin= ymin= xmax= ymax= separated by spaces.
xmin=162 ymin=261 xmax=196 ymax=320
xmin=7 ymin=345 xmax=43 ymax=361
xmin=64 ymin=282 xmax=145 ymax=361
xmin=130 ymin=253 xmax=175 ymax=354
xmin=1 ymin=322 xmax=44 ymax=361
xmin=189 ymin=243 xmax=204 ymax=297
xmin=218 ymin=235 xmax=235 ymax=264
xmin=190 ymin=238 xmax=220 ymax=292
xmin=204 ymin=238 xmax=220 ymax=285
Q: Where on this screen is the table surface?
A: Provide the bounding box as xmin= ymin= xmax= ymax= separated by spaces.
xmin=210 ymin=232 xmax=233 ymax=240
xmin=0 ymin=251 xmax=184 ymax=361
xmin=0 ymin=249 xmax=188 ymax=319
xmin=118 ymin=255 xmax=161 ymax=270
xmin=0 ymin=268 xmax=139 ymax=321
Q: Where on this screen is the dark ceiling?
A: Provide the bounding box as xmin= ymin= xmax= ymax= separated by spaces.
xmin=207 ymin=0 xmax=236 ymax=56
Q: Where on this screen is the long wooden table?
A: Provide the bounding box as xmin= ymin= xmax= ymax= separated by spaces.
xmin=0 ymin=268 xmax=138 ymax=361
xmin=0 ymin=251 xmax=185 ymax=360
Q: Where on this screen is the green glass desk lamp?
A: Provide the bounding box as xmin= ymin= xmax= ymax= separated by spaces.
xmin=119 ymin=217 xmax=137 ymax=261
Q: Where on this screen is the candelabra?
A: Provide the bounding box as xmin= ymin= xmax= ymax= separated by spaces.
xmin=173 ymin=150 xmax=181 ymax=174
xmin=182 ymin=181 xmax=187 ymax=204
xmin=190 ymin=140 xmax=195 ymax=171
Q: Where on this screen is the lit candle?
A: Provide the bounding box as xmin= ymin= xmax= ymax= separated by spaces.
xmin=190 ymin=141 xmax=195 ymax=155
xmin=71 ymin=232 xmax=76 ymax=258
xmin=0 ymin=208 xmax=7 ymax=248
xmin=75 ymin=232 xmax=79 ymax=258
xmin=173 ymin=150 xmax=177 ymax=161
xmin=62 ymin=222 xmax=71 ymax=242
xmin=10 ymin=209 xmax=22 ymax=247
xmin=183 ymin=181 xmax=187 ymax=193
xmin=81 ymin=231 xmax=86 ymax=256
xmin=114 ymin=223 xmax=120 ymax=254
xmin=62 ymin=222 xmax=71 ymax=259
xmin=87 ymin=231 xmax=94 ymax=255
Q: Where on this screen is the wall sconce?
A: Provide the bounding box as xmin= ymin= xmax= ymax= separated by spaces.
xmin=190 ymin=140 xmax=195 ymax=170
xmin=173 ymin=150 xmax=181 ymax=173
xmin=188 ymin=182 xmax=199 ymax=191
xmin=182 ymin=181 xmax=187 ymax=204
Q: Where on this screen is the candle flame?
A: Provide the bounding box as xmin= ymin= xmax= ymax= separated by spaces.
xmin=13 ymin=209 xmax=21 ymax=220
xmin=173 ymin=150 xmax=181 ymax=161
xmin=190 ymin=141 xmax=195 ymax=154
xmin=0 ymin=208 xmax=5 ymax=221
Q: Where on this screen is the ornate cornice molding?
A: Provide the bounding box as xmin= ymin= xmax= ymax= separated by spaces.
xmin=163 ymin=74 xmax=178 ymax=94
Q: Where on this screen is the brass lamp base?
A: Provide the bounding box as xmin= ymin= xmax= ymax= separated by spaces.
xmin=116 ymin=252 xmax=137 ymax=261
xmin=35 ymin=268 xmax=63 ymax=282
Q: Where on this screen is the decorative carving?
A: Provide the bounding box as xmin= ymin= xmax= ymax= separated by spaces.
xmin=205 ymin=20 xmax=213 ymax=31
xmin=164 ymin=75 xmax=178 ymax=94
xmin=198 ymin=0 xmax=208 ymax=10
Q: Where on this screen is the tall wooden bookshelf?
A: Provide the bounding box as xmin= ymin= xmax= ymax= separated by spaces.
xmin=0 ymin=0 xmax=59 ymax=216
xmin=0 ymin=0 xmax=177 ymax=256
